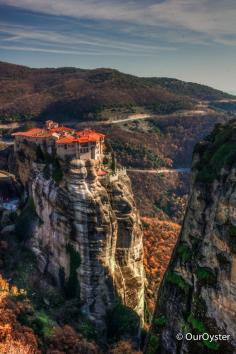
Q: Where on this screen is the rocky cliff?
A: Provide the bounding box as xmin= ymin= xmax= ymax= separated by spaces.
xmin=14 ymin=141 xmax=144 ymax=334
xmin=146 ymin=121 xmax=236 ymax=354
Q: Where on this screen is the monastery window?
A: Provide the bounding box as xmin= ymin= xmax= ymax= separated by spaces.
xmin=80 ymin=147 xmax=89 ymax=153
xmin=64 ymin=144 xmax=67 ymax=150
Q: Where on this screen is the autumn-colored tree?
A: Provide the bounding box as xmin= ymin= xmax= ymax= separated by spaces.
xmin=46 ymin=325 xmax=101 ymax=354
xmin=0 ymin=341 xmax=35 ymax=354
xmin=109 ymin=340 xmax=141 ymax=354
xmin=142 ymin=218 xmax=180 ymax=317
xmin=0 ymin=275 xmax=40 ymax=354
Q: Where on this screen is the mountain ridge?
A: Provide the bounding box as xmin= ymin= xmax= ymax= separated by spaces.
xmin=0 ymin=61 xmax=233 ymax=122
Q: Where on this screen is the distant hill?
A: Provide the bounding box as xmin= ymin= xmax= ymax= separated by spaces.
xmin=0 ymin=61 xmax=233 ymax=122
xmin=148 ymin=77 xmax=232 ymax=100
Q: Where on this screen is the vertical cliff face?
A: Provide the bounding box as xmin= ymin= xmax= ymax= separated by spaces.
xmin=146 ymin=121 xmax=236 ymax=354
xmin=15 ymin=142 xmax=144 ymax=330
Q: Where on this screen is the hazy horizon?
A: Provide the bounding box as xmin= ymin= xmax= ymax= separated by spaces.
xmin=0 ymin=0 xmax=236 ymax=92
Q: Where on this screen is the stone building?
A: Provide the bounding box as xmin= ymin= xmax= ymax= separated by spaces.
xmin=56 ymin=130 xmax=105 ymax=161
xmin=12 ymin=121 xmax=105 ymax=161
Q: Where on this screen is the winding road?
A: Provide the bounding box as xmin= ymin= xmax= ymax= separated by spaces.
xmin=127 ymin=168 xmax=191 ymax=174
xmin=76 ymin=104 xmax=214 ymax=128
xmin=109 ymin=109 xmax=211 ymax=125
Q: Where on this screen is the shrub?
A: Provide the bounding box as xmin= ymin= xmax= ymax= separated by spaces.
xmin=46 ymin=325 xmax=100 ymax=354
xmin=0 ymin=276 xmax=40 ymax=352
xmin=106 ymin=301 xmax=140 ymax=343
xmin=196 ymin=267 xmax=217 ymax=286
xmin=78 ymin=321 xmax=97 ymax=341
xmin=0 ymin=342 xmax=37 ymax=354
xmin=109 ymin=340 xmax=142 ymax=354
xmin=176 ymin=242 xmax=192 ymax=263
xmin=188 ymin=314 xmax=206 ymax=332
xmin=166 ymin=271 xmax=190 ymax=293
xmin=153 ymin=315 xmax=167 ymax=329
xmin=145 ymin=335 xmax=160 ymax=354
xmin=188 ymin=315 xmax=220 ymax=351
xmin=203 ymin=339 xmax=220 ymax=350
xmin=18 ymin=307 xmax=55 ymax=339
xmin=33 ymin=311 xmax=55 ymax=338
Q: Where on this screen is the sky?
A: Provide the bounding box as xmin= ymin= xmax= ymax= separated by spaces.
xmin=0 ymin=0 xmax=236 ymax=92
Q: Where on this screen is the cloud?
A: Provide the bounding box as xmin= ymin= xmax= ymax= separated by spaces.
xmin=0 ymin=0 xmax=236 ymax=40
xmin=0 ymin=22 xmax=176 ymax=55
xmin=0 ymin=43 xmax=160 ymax=56
xmin=0 ymin=44 xmax=103 ymax=55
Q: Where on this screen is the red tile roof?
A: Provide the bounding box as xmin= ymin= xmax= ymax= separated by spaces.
xmin=50 ymin=126 xmax=74 ymax=132
xmin=12 ymin=124 xmax=105 ymax=145
xmin=76 ymin=129 xmax=105 ymax=143
xmin=56 ymin=129 xmax=105 ymax=145
xmin=12 ymin=128 xmax=53 ymax=138
xmin=56 ymin=136 xmax=77 ymax=144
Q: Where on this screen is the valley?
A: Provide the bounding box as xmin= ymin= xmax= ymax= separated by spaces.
xmin=0 ymin=61 xmax=236 ymax=354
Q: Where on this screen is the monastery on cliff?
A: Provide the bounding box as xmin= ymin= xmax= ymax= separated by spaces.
xmin=12 ymin=120 xmax=105 ymax=161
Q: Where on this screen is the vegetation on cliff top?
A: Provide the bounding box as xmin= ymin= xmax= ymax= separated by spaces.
xmin=195 ymin=121 xmax=236 ymax=183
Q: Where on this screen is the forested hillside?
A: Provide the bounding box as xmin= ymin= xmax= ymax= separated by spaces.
xmin=0 ymin=61 xmax=233 ymax=122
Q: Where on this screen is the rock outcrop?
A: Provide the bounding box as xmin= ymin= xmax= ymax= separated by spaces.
xmin=146 ymin=121 xmax=236 ymax=354
xmin=14 ymin=141 xmax=144 ymax=332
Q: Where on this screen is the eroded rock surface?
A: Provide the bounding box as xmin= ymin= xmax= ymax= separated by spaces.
xmin=14 ymin=142 xmax=144 ymax=331
xmin=146 ymin=121 xmax=236 ymax=354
